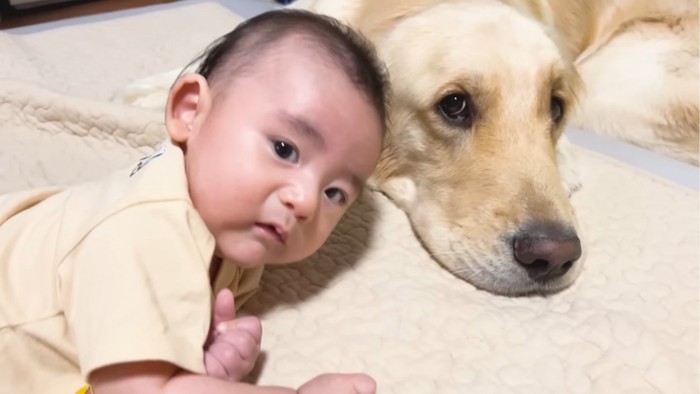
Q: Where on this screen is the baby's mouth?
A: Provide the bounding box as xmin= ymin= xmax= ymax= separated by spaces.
xmin=255 ymin=222 xmax=288 ymax=244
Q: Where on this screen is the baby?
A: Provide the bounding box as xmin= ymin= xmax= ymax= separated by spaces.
xmin=0 ymin=9 xmax=388 ymax=394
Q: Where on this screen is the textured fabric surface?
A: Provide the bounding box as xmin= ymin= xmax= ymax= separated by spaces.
xmin=0 ymin=2 xmax=697 ymax=393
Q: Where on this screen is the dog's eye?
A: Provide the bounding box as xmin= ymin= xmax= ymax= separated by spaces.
xmin=437 ymin=93 xmax=474 ymax=128
xmin=551 ymin=96 xmax=564 ymax=124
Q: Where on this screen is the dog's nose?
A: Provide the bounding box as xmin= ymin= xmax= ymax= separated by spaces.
xmin=513 ymin=224 xmax=581 ymax=281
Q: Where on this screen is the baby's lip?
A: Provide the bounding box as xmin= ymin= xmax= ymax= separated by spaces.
xmin=255 ymin=222 xmax=288 ymax=244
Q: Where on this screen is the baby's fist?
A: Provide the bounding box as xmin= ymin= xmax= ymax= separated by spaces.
xmin=204 ymin=289 xmax=262 ymax=381
xmin=297 ymin=373 xmax=376 ymax=394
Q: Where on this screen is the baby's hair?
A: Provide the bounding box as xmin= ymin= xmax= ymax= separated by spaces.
xmin=182 ymin=9 xmax=390 ymax=134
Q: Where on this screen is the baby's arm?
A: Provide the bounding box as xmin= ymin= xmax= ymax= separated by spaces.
xmin=89 ymin=361 xmax=376 ymax=394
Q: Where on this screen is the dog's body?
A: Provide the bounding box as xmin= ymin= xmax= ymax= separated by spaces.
xmin=120 ymin=0 xmax=698 ymax=295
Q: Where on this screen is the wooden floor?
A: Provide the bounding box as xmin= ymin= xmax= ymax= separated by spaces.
xmin=0 ymin=0 xmax=177 ymax=29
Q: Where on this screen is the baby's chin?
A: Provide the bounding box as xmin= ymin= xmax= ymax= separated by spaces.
xmin=216 ymin=242 xmax=268 ymax=268
xmin=215 ymin=235 xmax=318 ymax=267
xmin=256 ymin=249 xmax=314 ymax=266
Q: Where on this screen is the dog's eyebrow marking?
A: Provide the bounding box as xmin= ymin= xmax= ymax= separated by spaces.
xmin=549 ymin=63 xmax=581 ymax=104
xmin=539 ymin=63 xmax=579 ymax=121
xmin=432 ymin=75 xmax=483 ymax=106
xmin=277 ymin=111 xmax=326 ymax=148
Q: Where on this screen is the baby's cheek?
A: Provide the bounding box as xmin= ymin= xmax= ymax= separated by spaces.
xmin=319 ymin=218 xmax=344 ymax=244
xmin=293 ymin=225 xmax=335 ymax=260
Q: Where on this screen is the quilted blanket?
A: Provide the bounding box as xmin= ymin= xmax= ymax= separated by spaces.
xmin=1 ymin=2 xmax=697 ymax=393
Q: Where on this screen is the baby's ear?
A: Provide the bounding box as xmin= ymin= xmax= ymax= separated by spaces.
xmin=166 ymin=73 xmax=212 ymax=143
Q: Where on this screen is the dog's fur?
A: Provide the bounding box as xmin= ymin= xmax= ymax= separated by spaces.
xmin=291 ymin=0 xmax=699 ymax=164
xmin=120 ymin=0 xmax=698 ymax=295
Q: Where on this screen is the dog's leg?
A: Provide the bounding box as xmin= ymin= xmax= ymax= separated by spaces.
xmin=112 ymin=68 xmax=184 ymax=110
xmin=114 ymin=0 xmax=361 ymax=111
xmin=284 ymin=0 xmax=317 ymax=9
xmin=571 ymin=15 xmax=699 ymax=165
xmin=285 ymin=0 xmax=361 ymax=23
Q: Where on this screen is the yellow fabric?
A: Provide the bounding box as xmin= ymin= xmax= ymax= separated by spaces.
xmin=75 ymin=385 xmax=92 ymax=394
xmin=0 ymin=141 xmax=263 ymax=394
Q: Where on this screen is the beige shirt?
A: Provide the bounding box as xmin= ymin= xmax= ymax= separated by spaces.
xmin=0 ymin=141 xmax=263 ymax=394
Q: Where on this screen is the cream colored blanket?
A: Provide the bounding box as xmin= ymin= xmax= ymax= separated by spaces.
xmin=1 ymin=2 xmax=697 ymax=393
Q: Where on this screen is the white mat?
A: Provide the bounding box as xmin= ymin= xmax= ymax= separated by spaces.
xmin=1 ymin=2 xmax=697 ymax=393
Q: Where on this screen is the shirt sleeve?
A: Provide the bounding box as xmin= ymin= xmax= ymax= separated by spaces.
xmin=59 ymin=201 xmax=213 ymax=379
xmin=213 ymin=262 xmax=264 ymax=312
xmin=231 ymin=266 xmax=264 ymax=309
xmin=0 ymin=187 xmax=61 ymax=224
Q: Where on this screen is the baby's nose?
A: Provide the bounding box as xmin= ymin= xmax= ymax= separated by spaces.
xmin=280 ymin=184 xmax=319 ymax=221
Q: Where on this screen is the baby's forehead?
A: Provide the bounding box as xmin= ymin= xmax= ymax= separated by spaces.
xmin=206 ymin=37 xmax=322 ymax=85
xmin=209 ymin=38 xmax=347 ymax=93
xmin=224 ymin=33 xmax=328 ymax=71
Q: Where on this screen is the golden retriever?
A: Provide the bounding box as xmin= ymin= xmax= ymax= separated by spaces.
xmin=284 ymin=0 xmax=698 ymax=295
xmin=120 ymin=0 xmax=698 ymax=295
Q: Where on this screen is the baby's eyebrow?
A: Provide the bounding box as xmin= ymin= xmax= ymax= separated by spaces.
xmin=348 ymin=171 xmax=364 ymax=193
xmin=277 ymin=111 xmax=326 ymax=148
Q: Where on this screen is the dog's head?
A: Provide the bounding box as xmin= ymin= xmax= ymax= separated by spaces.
xmin=370 ymin=2 xmax=585 ymax=295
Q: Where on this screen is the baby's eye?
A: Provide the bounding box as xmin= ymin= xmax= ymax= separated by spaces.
xmin=273 ymin=140 xmax=299 ymax=163
xmin=325 ymin=187 xmax=348 ymax=205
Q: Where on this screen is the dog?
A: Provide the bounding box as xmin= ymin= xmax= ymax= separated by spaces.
xmin=282 ymin=0 xmax=697 ymax=296
xmin=118 ymin=0 xmax=698 ymax=296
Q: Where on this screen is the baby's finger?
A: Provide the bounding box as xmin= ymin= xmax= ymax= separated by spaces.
xmin=216 ymin=316 xmax=262 ymax=344
xmin=350 ymin=374 xmax=377 ymax=394
xmin=298 ymin=373 xmax=376 ymax=394
xmin=203 ymin=350 xmax=229 ymax=380
xmin=215 ymin=328 xmax=261 ymax=360
xmin=212 ymin=288 xmax=236 ymax=329
xmin=206 ymin=341 xmax=251 ymax=381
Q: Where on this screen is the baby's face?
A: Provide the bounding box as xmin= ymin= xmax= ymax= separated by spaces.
xmin=183 ymin=49 xmax=382 ymax=267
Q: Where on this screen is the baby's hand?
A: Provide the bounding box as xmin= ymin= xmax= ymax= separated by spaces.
xmin=297 ymin=373 xmax=376 ymax=394
xmin=204 ymin=288 xmax=262 ymax=381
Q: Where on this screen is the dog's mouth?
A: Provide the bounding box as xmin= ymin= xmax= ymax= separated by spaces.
xmin=410 ymin=221 xmax=583 ymax=296
xmin=447 ymin=256 xmax=580 ymax=296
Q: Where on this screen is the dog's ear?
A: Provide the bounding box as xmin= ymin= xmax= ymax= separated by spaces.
xmin=356 ymin=0 xmax=441 ymax=41
xmin=369 ymin=175 xmax=418 ymax=211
